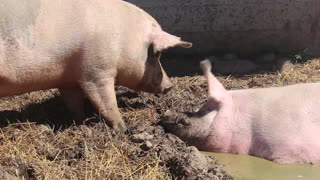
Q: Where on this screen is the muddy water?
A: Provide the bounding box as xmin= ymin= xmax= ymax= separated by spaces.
xmin=203 ymin=152 xmax=320 ymax=180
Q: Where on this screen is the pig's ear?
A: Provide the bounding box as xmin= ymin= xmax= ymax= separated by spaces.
xmin=197 ymin=96 xmax=220 ymax=115
xmin=200 ymin=59 xmax=228 ymax=103
xmin=151 ymin=30 xmax=192 ymax=53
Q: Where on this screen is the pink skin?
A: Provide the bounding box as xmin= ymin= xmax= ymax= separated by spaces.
xmin=0 ymin=0 xmax=192 ymax=131
xmin=163 ymin=60 xmax=320 ymax=164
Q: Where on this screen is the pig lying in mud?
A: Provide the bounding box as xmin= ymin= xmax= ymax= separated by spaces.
xmin=0 ymin=0 xmax=192 ymax=131
xmin=162 ymin=60 xmax=320 ymax=164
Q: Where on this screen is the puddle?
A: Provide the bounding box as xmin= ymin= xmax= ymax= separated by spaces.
xmin=203 ymin=152 xmax=320 ymax=180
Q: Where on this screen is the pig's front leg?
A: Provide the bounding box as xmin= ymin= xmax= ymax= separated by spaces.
xmin=81 ymin=77 xmax=126 ymax=132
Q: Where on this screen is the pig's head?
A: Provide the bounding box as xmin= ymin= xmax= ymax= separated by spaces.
xmin=161 ymin=108 xmax=216 ymax=149
xmin=138 ymin=29 xmax=192 ymax=94
xmin=116 ymin=27 xmax=191 ymax=94
xmin=161 ymin=60 xmax=231 ymax=150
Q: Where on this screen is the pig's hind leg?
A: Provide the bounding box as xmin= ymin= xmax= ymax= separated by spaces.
xmin=200 ymin=59 xmax=229 ymax=103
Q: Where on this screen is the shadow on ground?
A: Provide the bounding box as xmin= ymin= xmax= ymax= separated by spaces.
xmin=0 ymin=94 xmax=101 ymax=130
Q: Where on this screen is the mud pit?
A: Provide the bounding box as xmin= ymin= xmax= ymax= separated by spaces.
xmin=0 ymin=57 xmax=319 ymax=180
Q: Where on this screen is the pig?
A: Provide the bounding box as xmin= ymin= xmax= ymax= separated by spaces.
xmin=162 ymin=59 xmax=320 ymax=164
xmin=0 ymin=0 xmax=192 ymax=131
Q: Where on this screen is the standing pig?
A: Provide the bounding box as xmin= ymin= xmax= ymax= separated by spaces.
xmin=162 ymin=60 xmax=320 ymax=164
xmin=0 ymin=0 xmax=192 ymax=131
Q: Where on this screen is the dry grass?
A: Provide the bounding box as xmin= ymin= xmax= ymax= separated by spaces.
xmin=0 ymin=123 xmax=170 ymax=180
xmin=220 ymin=58 xmax=320 ymax=89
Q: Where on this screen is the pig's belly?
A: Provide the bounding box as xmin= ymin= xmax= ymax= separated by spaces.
xmin=250 ymin=126 xmax=320 ymax=164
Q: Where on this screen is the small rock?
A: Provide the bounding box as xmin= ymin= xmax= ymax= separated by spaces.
xmin=164 ymin=110 xmax=174 ymax=117
xmin=140 ymin=141 xmax=152 ymax=151
xmin=192 ymin=106 xmax=200 ymax=112
xmin=131 ymin=132 xmax=153 ymax=143
xmin=187 ymin=146 xmax=210 ymax=168
xmin=255 ymin=53 xmax=276 ymax=63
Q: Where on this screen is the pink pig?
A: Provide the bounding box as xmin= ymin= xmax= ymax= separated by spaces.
xmin=0 ymin=0 xmax=192 ymax=131
xmin=162 ymin=59 xmax=320 ymax=164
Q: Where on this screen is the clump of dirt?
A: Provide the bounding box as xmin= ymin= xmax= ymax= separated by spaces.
xmin=0 ymin=57 xmax=319 ymax=180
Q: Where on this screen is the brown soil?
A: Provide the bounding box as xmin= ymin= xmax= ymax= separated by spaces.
xmin=0 ymin=57 xmax=319 ymax=180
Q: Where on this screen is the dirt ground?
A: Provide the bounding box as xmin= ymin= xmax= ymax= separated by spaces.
xmin=0 ymin=55 xmax=319 ymax=180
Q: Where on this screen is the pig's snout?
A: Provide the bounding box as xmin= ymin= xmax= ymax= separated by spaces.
xmin=163 ymin=86 xmax=172 ymax=94
xmin=160 ymin=110 xmax=193 ymax=140
xmin=159 ymin=73 xmax=173 ymax=94
xmin=162 ymin=80 xmax=173 ymax=94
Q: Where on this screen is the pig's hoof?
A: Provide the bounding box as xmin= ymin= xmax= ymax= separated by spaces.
xmin=113 ymin=121 xmax=127 ymax=132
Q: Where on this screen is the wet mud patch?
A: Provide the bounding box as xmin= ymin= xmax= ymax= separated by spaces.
xmin=0 ymin=58 xmax=319 ymax=179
